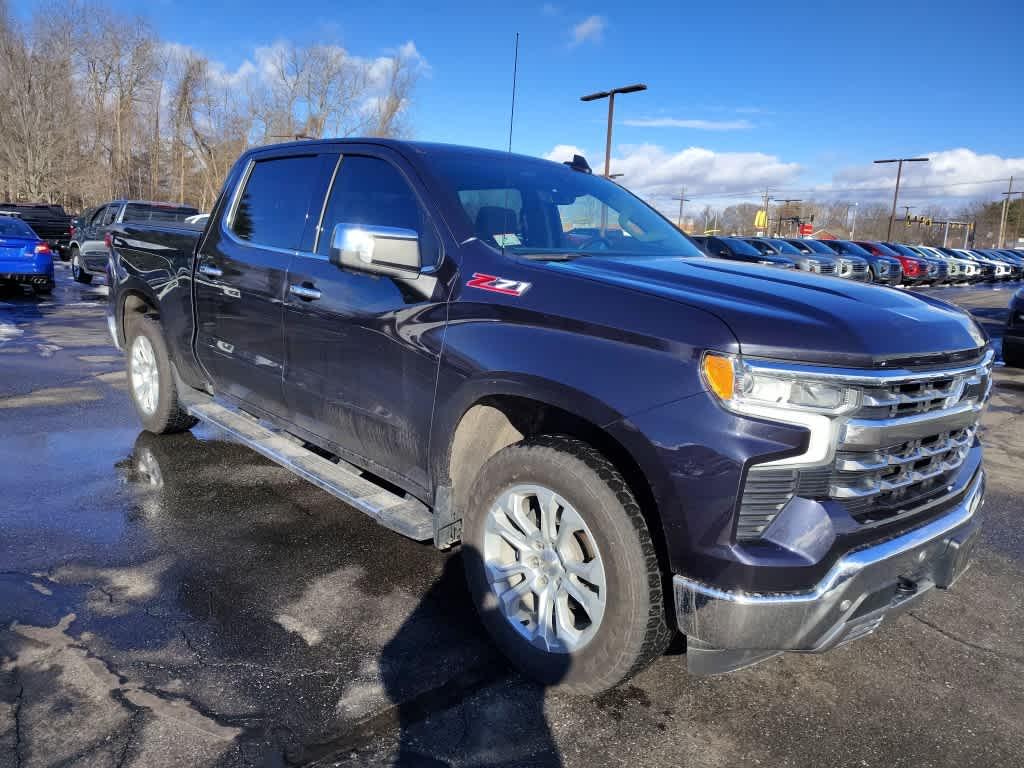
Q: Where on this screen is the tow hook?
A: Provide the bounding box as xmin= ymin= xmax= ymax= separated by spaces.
xmin=896 ymin=577 xmax=918 ymax=597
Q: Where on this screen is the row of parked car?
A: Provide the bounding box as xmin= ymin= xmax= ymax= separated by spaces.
xmin=691 ymin=234 xmax=1024 ymax=287
xmin=0 ymin=199 xmax=199 ymax=293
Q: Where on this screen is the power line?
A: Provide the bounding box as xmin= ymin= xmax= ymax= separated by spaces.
xmin=676 ymin=176 xmax=1016 ymax=202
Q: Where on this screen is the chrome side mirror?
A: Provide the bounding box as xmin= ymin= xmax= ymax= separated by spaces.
xmin=328 ymin=223 xmax=421 ymax=276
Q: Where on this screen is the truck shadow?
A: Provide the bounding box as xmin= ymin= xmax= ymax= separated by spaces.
xmin=378 ymin=549 xmax=568 ymax=767
xmin=116 ymin=430 xmax=567 ymax=766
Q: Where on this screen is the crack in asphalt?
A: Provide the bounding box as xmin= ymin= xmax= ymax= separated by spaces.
xmin=111 ymin=696 xmax=144 ymax=768
xmin=13 ymin=684 xmax=24 ymax=768
xmin=907 ymin=612 xmax=1024 ymax=666
xmin=301 ymin=658 xmax=508 ymax=766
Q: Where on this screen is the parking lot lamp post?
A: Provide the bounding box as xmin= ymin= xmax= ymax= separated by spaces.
xmin=874 ymin=157 xmax=929 ymax=241
xmin=580 ymin=84 xmax=647 ymax=178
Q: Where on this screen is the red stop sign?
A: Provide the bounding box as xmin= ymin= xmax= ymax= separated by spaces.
xmin=799 ymin=223 xmax=813 ymax=236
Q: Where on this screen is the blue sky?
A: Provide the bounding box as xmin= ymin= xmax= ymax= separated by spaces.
xmin=15 ymin=0 xmax=1024 ymax=210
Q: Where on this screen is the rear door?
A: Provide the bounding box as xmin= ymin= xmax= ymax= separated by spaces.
xmin=193 ymin=150 xmax=324 ymax=418
xmin=282 ymin=148 xmax=449 ymax=491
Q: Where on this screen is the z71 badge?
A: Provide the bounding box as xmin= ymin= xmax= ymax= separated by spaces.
xmin=466 ymin=273 xmax=531 ymax=297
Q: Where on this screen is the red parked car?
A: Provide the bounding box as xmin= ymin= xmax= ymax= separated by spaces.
xmin=855 ymin=241 xmax=932 ymax=285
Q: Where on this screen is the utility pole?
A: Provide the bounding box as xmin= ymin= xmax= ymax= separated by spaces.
xmin=998 ymin=176 xmax=1015 ymax=248
xmin=874 ymin=156 xmax=929 ymax=241
xmin=580 ymin=83 xmax=648 ymax=177
xmin=942 ymin=221 xmax=950 ymax=248
xmin=758 ymin=188 xmax=772 ymax=236
xmin=849 ymin=202 xmax=859 ymax=239
xmin=672 ymin=186 xmax=691 ymax=230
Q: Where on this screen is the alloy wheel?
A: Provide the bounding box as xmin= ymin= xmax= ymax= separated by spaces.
xmin=482 ymin=484 xmax=607 ymax=653
xmin=129 ymin=335 xmax=159 ymax=415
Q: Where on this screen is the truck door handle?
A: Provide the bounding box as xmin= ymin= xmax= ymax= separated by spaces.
xmin=289 ymin=284 xmax=322 ymax=301
xmin=198 ymin=264 xmax=223 ymax=278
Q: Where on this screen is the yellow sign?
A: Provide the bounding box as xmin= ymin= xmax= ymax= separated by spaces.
xmin=754 ymin=209 xmax=767 ymax=229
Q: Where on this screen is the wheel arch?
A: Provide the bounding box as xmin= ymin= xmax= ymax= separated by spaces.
xmin=116 ymin=287 xmax=160 ymax=347
xmin=433 ymin=378 xmax=671 ymax=583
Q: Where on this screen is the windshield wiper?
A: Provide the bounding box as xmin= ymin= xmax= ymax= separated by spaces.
xmin=516 ymin=252 xmax=581 ymax=261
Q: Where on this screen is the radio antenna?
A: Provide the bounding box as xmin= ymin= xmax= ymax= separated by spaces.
xmin=507 ymin=32 xmax=519 ymax=153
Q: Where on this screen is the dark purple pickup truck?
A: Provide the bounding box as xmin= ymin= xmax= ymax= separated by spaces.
xmin=106 ymin=139 xmax=991 ymax=692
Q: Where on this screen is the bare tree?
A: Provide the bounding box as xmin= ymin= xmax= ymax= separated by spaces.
xmin=0 ymin=2 xmax=422 ymax=213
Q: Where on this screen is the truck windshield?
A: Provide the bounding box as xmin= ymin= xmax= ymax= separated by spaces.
xmin=425 ymin=151 xmax=704 ymax=259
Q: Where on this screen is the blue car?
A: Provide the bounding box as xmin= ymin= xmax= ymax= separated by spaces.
xmin=0 ymin=215 xmax=54 ymax=294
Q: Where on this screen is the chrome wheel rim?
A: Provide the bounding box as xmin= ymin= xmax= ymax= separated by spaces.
xmin=129 ymin=335 xmax=159 ymax=415
xmin=482 ymin=484 xmax=606 ymax=653
xmin=71 ymin=253 xmax=80 ymax=278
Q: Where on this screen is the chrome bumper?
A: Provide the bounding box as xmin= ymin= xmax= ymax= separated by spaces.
xmin=674 ymin=470 xmax=984 ymax=655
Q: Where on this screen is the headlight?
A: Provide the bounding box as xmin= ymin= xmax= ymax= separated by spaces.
xmin=701 ymin=352 xmax=860 ymax=416
xmin=800 ymin=258 xmax=819 ymax=271
xmin=878 ymin=262 xmax=889 ymax=273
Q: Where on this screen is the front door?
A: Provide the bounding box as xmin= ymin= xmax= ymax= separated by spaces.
xmin=283 ymin=150 xmax=450 ymax=491
xmin=193 ymin=151 xmax=323 ymax=417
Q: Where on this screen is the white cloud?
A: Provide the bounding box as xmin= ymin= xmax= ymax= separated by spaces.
xmin=570 ymin=15 xmax=606 ymax=47
xmin=543 ymin=144 xmax=589 ymax=162
xmin=623 ymin=117 xmax=753 ymax=131
xmin=823 ymin=148 xmax=1024 ymax=201
xmin=540 ymin=142 xmax=801 ymax=209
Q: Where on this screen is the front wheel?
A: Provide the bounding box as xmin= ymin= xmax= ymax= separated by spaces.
xmin=125 ymin=314 xmax=198 ymax=434
xmin=463 ymin=436 xmax=672 ymax=693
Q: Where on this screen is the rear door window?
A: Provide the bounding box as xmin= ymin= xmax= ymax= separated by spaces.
xmin=230 ymin=155 xmax=321 ymax=250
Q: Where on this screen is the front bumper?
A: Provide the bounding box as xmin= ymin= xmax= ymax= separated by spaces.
xmin=674 ymin=469 xmax=984 ymax=659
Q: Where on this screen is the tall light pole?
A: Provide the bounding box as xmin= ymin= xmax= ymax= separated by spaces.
xmin=580 ymin=83 xmax=647 ymax=177
xmin=849 ymin=202 xmax=859 ymax=239
xmin=874 ymin=157 xmax=929 ymax=241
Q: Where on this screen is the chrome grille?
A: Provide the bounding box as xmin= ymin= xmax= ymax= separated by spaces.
xmin=829 ymin=427 xmax=974 ymax=522
xmin=856 ymin=375 xmax=965 ymax=419
xmin=818 ymin=263 xmax=836 ymax=275
xmin=736 ymin=350 xmax=993 ymax=539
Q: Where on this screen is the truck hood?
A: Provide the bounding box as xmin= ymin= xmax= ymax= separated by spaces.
xmin=552 ymin=255 xmax=986 ymax=367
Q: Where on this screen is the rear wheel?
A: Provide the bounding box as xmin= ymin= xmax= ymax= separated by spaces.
xmin=70 ymin=247 xmax=92 ymax=284
xmin=125 ymin=314 xmax=197 ymax=434
xmin=463 ymin=436 xmax=672 ymax=693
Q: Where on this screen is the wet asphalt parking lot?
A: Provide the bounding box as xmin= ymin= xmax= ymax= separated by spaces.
xmin=1 ymin=263 xmax=1023 ymax=768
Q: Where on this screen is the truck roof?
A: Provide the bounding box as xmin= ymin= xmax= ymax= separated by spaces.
xmin=244 ymin=137 xmax=555 ymax=168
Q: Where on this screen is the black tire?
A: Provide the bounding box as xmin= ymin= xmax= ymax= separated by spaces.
xmin=124 ymin=314 xmax=198 ymax=434
xmin=70 ymin=247 xmax=92 ymax=284
xmin=1002 ymin=337 xmax=1024 ymax=368
xmin=463 ymin=436 xmax=672 ymax=693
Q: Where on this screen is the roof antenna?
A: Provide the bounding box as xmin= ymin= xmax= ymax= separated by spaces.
xmin=508 ymin=32 xmax=519 ymax=153
xmin=499 ymin=33 xmax=520 ymax=257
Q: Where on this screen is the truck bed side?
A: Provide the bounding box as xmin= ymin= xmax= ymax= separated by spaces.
xmin=108 ymin=222 xmax=207 ymax=389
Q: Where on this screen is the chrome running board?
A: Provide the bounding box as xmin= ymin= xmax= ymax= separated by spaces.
xmin=187 ymin=399 xmax=433 ymax=541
